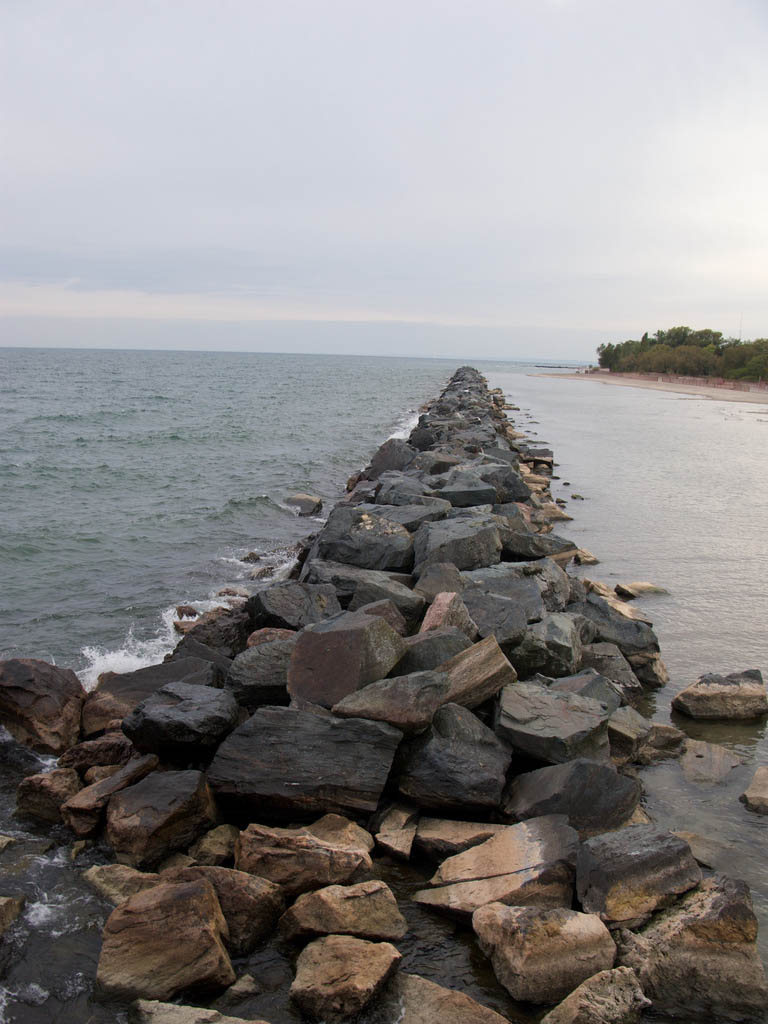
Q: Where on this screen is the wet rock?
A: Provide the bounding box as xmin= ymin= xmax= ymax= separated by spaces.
xmin=617 ymin=875 xmax=768 ymax=1021
xmin=83 ymin=657 xmax=223 ymax=738
xmin=306 ymin=506 xmax=414 ymax=571
xmin=290 ymin=934 xmax=401 ymax=1021
xmin=495 ymin=682 xmax=611 ymax=764
xmin=508 ymin=613 xmax=583 ymax=678
xmin=287 ymin=609 xmax=406 ymax=707
xmin=208 ymin=706 xmax=401 ymax=818
xmin=59 ymin=731 xmax=134 ymax=774
xmin=247 ymin=580 xmax=341 ymax=630
xmin=392 ymin=628 xmax=472 ymax=674
xmin=285 ymin=492 xmax=323 ymax=516
xmin=412 ymin=517 xmax=504 ymax=574
xmin=635 ymin=723 xmax=685 ymax=764
xmin=61 ymin=753 xmax=159 ymax=837
xmin=472 ymin=903 xmax=616 ymax=1004
xmin=165 ymin=637 xmax=234 ymax=677
xmin=440 ymin=635 xmax=517 ymax=708
xmin=395 ymin=704 xmax=512 ymax=812
xmin=501 ymin=529 xmax=577 ymax=563
xmin=16 ymin=767 xmax=82 ymax=822
xmin=577 ymin=826 xmax=702 ymax=928
xmin=363 ymin=500 xmax=452 ymax=533
xmin=122 ymin=683 xmax=239 ymax=762
xmin=302 ymin=559 xmax=425 ymax=623
xmin=0 ymin=658 xmax=85 ymax=754
xmin=246 ymin=625 xmax=295 ymax=648
xmin=235 ymin=815 xmax=373 ymax=897
xmin=502 ymin=759 xmax=641 ymax=837
xmin=379 ymin=972 xmax=511 ymax=1024
xmin=176 ymin=606 xmax=251 ymax=658
xmin=357 ymin=598 xmax=409 ymax=635
xmin=374 ymin=471 xmax=438 ymax=505
xmin=544 ymin=668 xmax=624 ymax=714
xmin=429 ymin=467 xmax=499 ymax=506
xmin=96 ymin=878 xmax=234 ymax=1001
xmin=279 ymin=879 xmax=406 ymax=943
xmin=740 ymin=765 xmax=768 ymax=814
xmin=160 ymin=865 xmax=283 ymax=956
xmin=539 ymin=967 xmax=650 ymax=1024
xmin=414 ymin=815 xmax=578 ymax=917
xmin=672 ymin=669 xmax=768 ymax=720
xmin=362 ymin=437 xmax=417 ymax=479
xmin=580 ymin=644 xmax=644 ymax=704
xmin=419 ymin=591 xmax=478 ymax=640
xmin=461 ymin=587 xmax=528 ymax=652
xmin=568 ymin=595 xmax=659 ymax=659
xmin=413 ymin=818 xmax=506 ymax=860
xmin=333 ymin=670 xmax=450 ymax=734
xmin=373 ymin=802 xmax=419 ymax=859
xmin=130 ymin=1001 xmax=269 ymax=1024
xmin=83 ymin=863 xmax=161 ymax=904
xmin=626 ymin=651 xmax=668 ymax=690
xmin=680 ymin=739 xmax=742 ymax=783
xmin=614 ymin=581 xmax=668 ymax=600
xmin=607 ymin=707 xmax=652 ymax=764
xmin=85 ymin=764 xmax=121 ymax=784
xmin=225 ymin=632 xmax=297 ymax=710
xmin=106 ymin=770 xmax=218 ymax=868
xmin=413 ymin=562 xmax=465 ymax=602
xmin=0 ymin=895 xmax=24 ymax=936
xmin=189 ymin=824 xmax=240 ymax=865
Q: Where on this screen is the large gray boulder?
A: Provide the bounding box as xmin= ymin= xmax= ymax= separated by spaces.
xmin=671 ymin=669 xmax=768 ymax=720
xmin=395 ymin=704 xmax=512 ymax=812
xmin=461 ymin=587 xmax=528 ymax=652
xmin=577 ymin=826 xmax=702 ymax=928
xmin=305 ymin=506 xmax=414 ymax=572
xmin=246 ymin=581 xmax=341 ymax=630
xmin=568 ymin=594 xmax=659 ymax=659
xmin=502 ymin=759 xmax=641 ymax=837
xmin=207 ymin=706 xmax=402 ymax=818
xmin=224 ymin=632 xmax=297 ymax=709
xmin=429 ymin=467 xmax=499 ymax=506
xmin=362 ymin=500 xmax=452 ymax=532
xmin=508 ymin=613 xmax=583 ymax=678
xmin=333 ymin=670 xmax=450 ymax=733
xmin=495 ymin=682 xmax=611 ymax=764
xmin=0 ymin=658 xmax=85 ymax=754
xmin=580 ymin=643 xmax=644 ymax=704
xmin=543 ymin=668 xmax=624 ymax=714
xmin=122 ymin=682 xmax=239 ymax=762
xmin=362 ymin=437 xmax=417 ymax=479
xmin=617 ymin=875 xmax=768 ymax=1021
xmin=412 ymin=517 xmax=504 ymax=574
xmin=301 ymin=559 xmax=425 ymax=624
xmin=392 ymin=628 xmax=472 ymax=674
xmin=287 ymin=609 xmax=406 ymax=708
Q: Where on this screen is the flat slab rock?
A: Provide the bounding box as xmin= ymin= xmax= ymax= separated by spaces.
xmin=671 ymin=669 xmax=768 ymax=719
xmin=413 ymin=818 xmax=506 ymax=860
xmin=332 ymin=669 xmax=450 ymax=734
xmin=131 ymin=1001 xmax=271 ymax=1024
xmin=61 ymin=753 xmax=159 ymax=837
xmin=207 ymin=706 xmax=402 ymax=818
xmin=472 ymin=903 xmax=616 ymax=1004
xmin=96 ymin=878 xmax=234 ymax=1001
xmin=290 ymin=934 xmax=402 ymax=1022
xmin=377 ymin=972 xmax=512 ymax=1024
xmin=495 ymin=682 xmax=611 ymax=764
xmin=278 ymin=879 xmax=406 ymax=943
xmin=539 ymin=967 xmax=650 ymax=1024
xmin=577 ymin=825 xmax=702 ymax=928
xmin=414 ymin=814 xmax=578 ymax=917
xmin=0 ymin=658 xmax=85 ymax=754
xmin=617 ymin=874 xmax=768 ymax=1021
xmin=502 ymin=758 xmax=641 ymax=837
xmin=680 ymin=738 xmax=742 ymax=783
xmin=247 ymin=580 xmax=341 ymax=630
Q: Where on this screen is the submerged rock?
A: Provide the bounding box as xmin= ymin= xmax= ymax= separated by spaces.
xmin=740 ymin=765 xmax=768 ymax=814
xmin=672 ymin=669 xmax=768 ymax=720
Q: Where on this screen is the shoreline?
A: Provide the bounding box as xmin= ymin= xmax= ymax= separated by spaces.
xmin=539 ymin=372 xmax=768 ymax=405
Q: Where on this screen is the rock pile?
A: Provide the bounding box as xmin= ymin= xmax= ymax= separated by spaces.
xmin=1 ymin=366 xmax=766 ymax=1023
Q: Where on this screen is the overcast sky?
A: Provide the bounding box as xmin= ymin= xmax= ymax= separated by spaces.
xmin=2 ymin=0 xmax=767 ymax=359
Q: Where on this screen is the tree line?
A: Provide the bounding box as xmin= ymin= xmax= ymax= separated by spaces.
xmin=596 ymin=327 xmax=768 ymax=381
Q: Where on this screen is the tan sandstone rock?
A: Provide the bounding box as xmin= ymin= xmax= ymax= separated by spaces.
xmin=278 ymin=879 xmax=406 ymax=943
xmin=540 ymin=967 xmax=650 ymax=1024
xmin=290 ymin=934 xmax=401 ymax=1021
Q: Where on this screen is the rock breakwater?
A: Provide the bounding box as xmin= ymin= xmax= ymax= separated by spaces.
xmin=1 ymin=366 xmax=767 ymax=1023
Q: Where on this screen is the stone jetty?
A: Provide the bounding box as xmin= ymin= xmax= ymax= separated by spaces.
xmin=2 ymin=366 xmax=767 ymax=1023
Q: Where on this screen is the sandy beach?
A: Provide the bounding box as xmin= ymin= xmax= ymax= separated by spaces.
xmin=540 ymin=372 xmax=768 ymax=405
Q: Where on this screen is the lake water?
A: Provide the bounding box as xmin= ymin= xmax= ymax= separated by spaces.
xmin=0 ymin=348 xmax=766 ymax=1022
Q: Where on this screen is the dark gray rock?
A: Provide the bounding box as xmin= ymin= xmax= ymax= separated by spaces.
xmin=287 ymin=610 xmax=406 ymax=708
xmin=375 ymin=471 xmax=438 ymax=506
xmin=225 ymin=633 xmax=297 ymax=710
xmin=463 ymin=558 xmax=569 ymax=615
xmin=429 ymin=468 xmax=499 ymax=507
xmin=502 ymin=759 xmax=641 ymax=836
xmin=247 ymin=581 xmax=341 ymax=631
xmin=508 ymin=613 xmax=583 ymax=678
xmin=176 ymin=606 xmax=251 ymax=658
xmin=395 ymin=704 xmax=512 ymax=812
xmin=580 ymin=643 xmax=644 ymax=704
xmin=391 ymin=628 xmax=473 ymax=674
xmin=569 ymin=594 xmax=659 ymax=658
xmin=122 ymin=682 xmax=239 ymax=762
xmin=495 ymin=682 xmax=611 ymax=764
xmin=475 ymin=462 xmax=530 ymax=502
xmin=361 ymin=500 xmax=451 ymax=533
xmin=577 ymin=826 xmax=702 ymax=928
xmin=165 ymin=637 xmax=233 ymax=677
xmin=356 ymin=599 xmax=408 ymax=636
xmin=412 ymin=517 xmax=503 ymax=574
xmin=207 ymin=707 xmax=402 ymax=818
xmin=305 ymin=506 xmax=414 ymax=572
xmin=461 ymin=587 xmax=528 ymax=652
xmin=501 ymin=529 xmax=576 ymax=563
xmin=607 ymin=707 xmax=653 ymax=764
xmin=58 ymin=731 xmax=135 ymax=773
xmin=302 ymin=560 xmax=424 ymax=625
xmin=544 ymin=668 xmax=624 ymax=714
xmin=333 ymin=670 xmax=450 ymax=734
xmin=413 ymin=562 xmax=465 ymax=602
xmin=362 ymin=438 xmax=417 ymax=479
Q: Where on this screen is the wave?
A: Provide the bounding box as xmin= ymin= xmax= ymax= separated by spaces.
xmin=388 ymin=408 xmax=420 ymax=440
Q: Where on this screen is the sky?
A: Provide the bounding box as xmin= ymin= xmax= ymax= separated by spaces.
xmin=1 ymin=0 xmax=767 ymax=360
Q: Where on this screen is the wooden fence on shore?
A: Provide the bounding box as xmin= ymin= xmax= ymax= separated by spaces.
xmin=593 ymin=371 xmax=768 ymax=393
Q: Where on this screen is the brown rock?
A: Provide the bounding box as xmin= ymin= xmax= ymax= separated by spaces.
xmin=472 ymin=903 xmax=616 ymax=1004
xmin=246 ymin=626 xmax=296 ymax=648
xmin=0 ymin=895 xmax=24 ymax=936
xmin=672 ymin=669 xmax=768 ymax=720
xmin=374 ymin=802 xmax=419 ymax=859
xmin=235 ymin=815 xmax=373 ymax=897
xmin=96 ymin=878 xmax=235 ymax=1000
xmin=378 ymin=973 xmax=511 ymax=1024
xmin=58 ymin=731 xmax=135 ymax=773
xmin=131 ymin=1001 xmax=270 ymax=1024
xmin=440 ymin=636 xmax=517 ymax=708
xmin=83 ymin=863 xmax=161 ymax=904
xmin=332 ymin=670 xmax=450 ymax=734
xmin=16 ymin=767 xmax=82 ymax=822
xmin=189 ymin=824 xmax=240 ymax=865
xmin=680 ymin=739 xmax=742 ymax=783
xmin=61 ymin=754 xmax=159 ymax=837
xmin=0 ymin=658 xmax=85 ymax=754
xmin=161 ymin=865 xmax=284 ymax=956
xmin=290 ymin=934 xmax=401 ymax=1021
xmin=420 ymin=592 xmax=478 ymax=640
xmin=413 ymin=817 xmax=506 ymax=860
xmin=740 ymin=765 xmax=768 ymax=814
xmin=358 ymin=599 xmax=409 ymax=636
xmin=84 ymin=764 xmax=122 ymax=784
xmin=278 ymin=879 xmax=407 ymax=943
xmin=540 ymin=967 xmax=650 ymax=1024
xmin=106 ymin=770 xmax=218 ymax=868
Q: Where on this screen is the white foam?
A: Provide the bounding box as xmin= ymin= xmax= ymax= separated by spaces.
xmin=388 ymin=409 xmax=420 ymax=440
xmin=78 ymin=605 xmax=179 ymax=690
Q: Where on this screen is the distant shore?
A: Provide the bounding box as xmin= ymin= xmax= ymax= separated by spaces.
xmin=540 ymin=372 xmax=768 ymax=406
